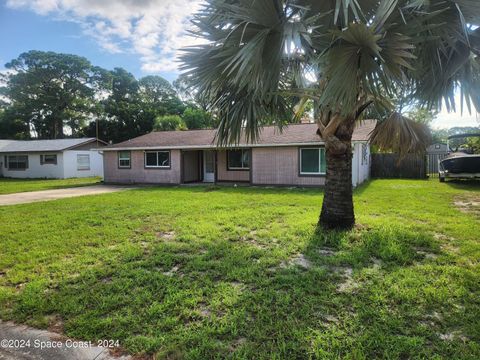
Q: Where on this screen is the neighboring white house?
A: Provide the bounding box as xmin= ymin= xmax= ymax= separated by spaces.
xmin=0 ymin=138 xmax=106 ymax=179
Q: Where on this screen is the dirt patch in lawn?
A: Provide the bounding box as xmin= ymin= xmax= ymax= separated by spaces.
xmin=156 ymin=231 xmax=176 ymax=241
xmin=47 ymin=315 xmax=65 ymax=334
xmin=280 ymin=254 xmax=312 ymax=269
xmin=333 ymin=266 xmax=359 ymax=293
xmin=453 ymin=194 xmax=480 ymax=217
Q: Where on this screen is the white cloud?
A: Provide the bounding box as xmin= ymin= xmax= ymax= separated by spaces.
xmin=432 ymin=110 xmax=480 ymax=129
xmin=5 ymin=0 xmax=204 ymax=74
xmin=432 ymin=94 xmax=480 ymax=129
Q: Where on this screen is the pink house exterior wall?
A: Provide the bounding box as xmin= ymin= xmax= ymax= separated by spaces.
xmin=104 ymin=150 xmax=181 ymax=184
xmin=216 ymin=150 xmax=250 ymax=182
xmin=251 ymin=147 xmax=325 ymax=186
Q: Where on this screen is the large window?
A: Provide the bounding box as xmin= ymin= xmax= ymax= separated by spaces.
xmin=145 ymin=151 xmax=170 ymax=168
xmin=300 ymin=148 xmax=326 ymax=175
xmin=227 ymin=149 xmax=250 ymax=170
xmin=77 ymin=154 xmax=90 ymax=170
xmin=118 ymin=151 xmax=131 ymax=168
xmin=6 ymin=155 xmax=28 ymax=170
xmin=40 ymin=154 xmax=57 ymax=165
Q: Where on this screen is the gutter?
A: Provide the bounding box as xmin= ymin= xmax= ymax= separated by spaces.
xmin=102 ymin=140 xmax=368 ymax=151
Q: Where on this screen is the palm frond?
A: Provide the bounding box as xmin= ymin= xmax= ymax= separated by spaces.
xmin=370 ymin=112 xmax=432 ymax=157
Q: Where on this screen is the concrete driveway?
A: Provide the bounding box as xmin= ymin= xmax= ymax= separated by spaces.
xmin=0 ymin=185 xmax=136 ymax=206
xmin=0 ymin=321 xmax=129 ymax=359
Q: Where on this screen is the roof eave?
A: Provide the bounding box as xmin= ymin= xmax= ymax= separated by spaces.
xmin=102 ymin=141 xmax=342 ymax=151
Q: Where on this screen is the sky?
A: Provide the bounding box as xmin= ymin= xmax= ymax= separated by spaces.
xmin=0 ymin=0 xmax=479 ymax=130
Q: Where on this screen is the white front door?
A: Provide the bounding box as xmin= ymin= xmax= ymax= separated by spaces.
xmin=203 ymin=151 xmax=215 ymax=182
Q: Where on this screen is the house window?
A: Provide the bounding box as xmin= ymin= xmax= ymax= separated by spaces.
xmin=300 ymin=148 xmax=326 ymax=175
xmin=227 ymin=149 xmax=250 ymax=170
xmin=77 ymin=154 xmax=90 ymax=170
xmin=7 ymin=155 xmax=28 ymax=170
xmin=118 ymin=151 xmax=131 ymax=168
xmin=40 ymin=154 xmax=57 ymax=165
xmin=145 ymin=151 xmax=170 ymax=168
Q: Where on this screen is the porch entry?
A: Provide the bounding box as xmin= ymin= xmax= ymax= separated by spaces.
xmin=203 ymin=150 xmax=215 ymax=182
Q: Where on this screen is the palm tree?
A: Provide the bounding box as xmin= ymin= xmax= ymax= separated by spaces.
xmin=181 ymin=0 xmax=480 ymax=230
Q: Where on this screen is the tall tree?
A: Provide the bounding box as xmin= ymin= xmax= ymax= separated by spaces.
xmin=0 ymin=51 xmax=108 ymax=139
xmin=182 ymin=0 xmax=480 ymax=230
xmin=139 ymin=75 xmax=184 ymax=115
xmin=84 ymin=68 xmax=157 ymax=143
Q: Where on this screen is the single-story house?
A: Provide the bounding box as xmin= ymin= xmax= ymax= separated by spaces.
xmin=0 ymin=138 xmax=106 ymax=179
xmin=103 ymin=120 xmax=376 ymax=187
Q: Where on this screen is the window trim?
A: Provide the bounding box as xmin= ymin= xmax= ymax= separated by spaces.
xmin=144 ymin=150 xmax=171 ymax=169
xmin=6 ymin=154 xmax=29 ymax=170
xmin=40 ymin=154 xmax=57 ymax=165
xmin=299 ymin=147 xmax=326 ymax=177
xmin=226 ymin=149 xmax=250 ymax=171
xmin=118 ymin=151 xmax=131 ymax=169
xmin=76 ymin=154 xmax=90 ymax=171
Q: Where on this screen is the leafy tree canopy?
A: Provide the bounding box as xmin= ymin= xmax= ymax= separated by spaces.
xmin=0 ymin=50 xmax=109 ymax=139
xmin=182 ymin=107 xmax=216 ymax=129
xmin=153 ymin=115 xmax=186 ymax=131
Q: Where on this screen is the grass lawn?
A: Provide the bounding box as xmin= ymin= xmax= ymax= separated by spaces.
xmin=0 ymin=179 xmax=479 ymax=359
xmin=0 ymin=177 xmax=102 ymax=195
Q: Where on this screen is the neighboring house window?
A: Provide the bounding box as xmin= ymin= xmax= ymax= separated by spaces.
xmin=7 ymin=155 xmax=28 ymax=170
xmin=40 ymin=154 xmax=57 ymax=165
xmin=361 ymin=144 xmax=368 ymax=165
xmin=77 ymin=154 xmax=90 ymax=170
xmin=435 ymin=144 xmax=441 ymax=149
xmin=227 ymin=149 xmax=250 ymax=170
xmin=118 ymin=151 xmax=131 ymax=168
xmin=300 ymin=148 xmax=326 ymax=175
xmin=145 ymin=151 xmax=170 ymax=168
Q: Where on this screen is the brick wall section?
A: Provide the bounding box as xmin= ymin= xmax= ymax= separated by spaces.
xmin=104 ymin=150 xmax=181 ymax=184
xmin=216 ymin=150 xmax=250 ymax=182
xmin=251 ymin=147 xmax=325 ymax=186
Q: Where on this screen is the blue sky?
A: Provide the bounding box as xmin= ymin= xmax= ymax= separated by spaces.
xmin=0 ymin=0 xmax=478 ymax=129
xmin=0 ymin=0 xmax=202 ymax=81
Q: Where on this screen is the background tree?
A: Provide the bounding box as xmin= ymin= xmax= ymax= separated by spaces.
xmin=0 ymin=50 xmax=108 ymax=139
xmin=153 ymin=115 xmax=186 ymax=131
xmin=139 ymin=75 xmax=185 ymax=115
xmin=182 ymin=0 xmax=480 ymax=230
xmin=83 ymin=68 xmax=157 ymax=143
xmin=432 ymin=126 xmax=480 ymax=149
xmin=182 ymin=107 xmax=216 ymax=129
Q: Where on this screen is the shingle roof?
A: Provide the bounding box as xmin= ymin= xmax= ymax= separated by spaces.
xmin=105 ymin=120 xmax=377 ymax=151
xmin=0 ymin=138 xmax=98 ymax=152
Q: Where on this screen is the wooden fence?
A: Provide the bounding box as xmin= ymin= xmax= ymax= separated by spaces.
xmin=371 ymin=153 xmax=427 ymax=179
xmin=426 ymin=153 xmax=449 ymax=178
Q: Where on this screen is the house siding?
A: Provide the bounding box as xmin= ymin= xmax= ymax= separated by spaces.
xmin=216 ymin=150 xmax=250 ymax=182
xmin=104 ymin=149 xmax=181 ymax=184
xmin=0 ymin=152 xmax=64 ymax=179
xmin=63 ymin=150 xmax=104 ymax=179
xmin=251 ymin=147 xmax=325 ymax=186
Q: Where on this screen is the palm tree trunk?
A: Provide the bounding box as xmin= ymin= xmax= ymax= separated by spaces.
xmin=318 ymin=121 xmax=355 ymax=230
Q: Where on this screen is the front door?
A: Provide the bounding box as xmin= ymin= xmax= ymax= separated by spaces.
xmin=203 ymin=151 xmax=215 ymax=182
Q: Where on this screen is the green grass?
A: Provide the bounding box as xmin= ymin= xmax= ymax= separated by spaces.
xmin=0 ymin=179 xmax=479 ymax=359
xmin=0 ymin=177 xmax=102 ymax=195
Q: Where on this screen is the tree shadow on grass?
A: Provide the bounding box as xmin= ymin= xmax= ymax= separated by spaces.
xmin=3 ymin=219 xmax=479 ymax=359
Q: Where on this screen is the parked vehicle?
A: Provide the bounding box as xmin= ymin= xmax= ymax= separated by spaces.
xmin=439 ymin=134 xmax=480 ymax=182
